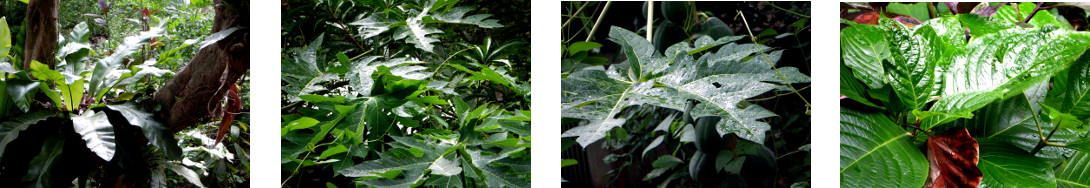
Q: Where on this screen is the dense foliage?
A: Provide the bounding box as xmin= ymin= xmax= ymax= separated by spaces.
xmin=561 ymin=1 xmax=811 ymax=187
xmin=0 ymin=0 xmax=248 ymax=187
xmin=841 ymin=2 xmax=1090 ymax=187
xmin=280 ymin=0 xmax=531 ymax=187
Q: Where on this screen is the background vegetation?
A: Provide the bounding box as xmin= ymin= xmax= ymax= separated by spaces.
xmin=0 ymin=0 xmax=248 ymax=187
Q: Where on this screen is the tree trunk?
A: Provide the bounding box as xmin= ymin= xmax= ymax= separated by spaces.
xmin=23 ymin=0 xmax=58 ymax=69
xmin=151 ymin=0 xmax=249 ymax=132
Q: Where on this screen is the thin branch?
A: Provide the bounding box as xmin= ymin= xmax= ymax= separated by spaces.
xmin=737 ymin=11 xmax=811 ymax=107
xmin=1022 ymin=2 xmax=1044 ymax=24
xmin=585 ymin=1 xmax=613 ymax=42
xmin=561 ymin=2 xmax=591 ymax=29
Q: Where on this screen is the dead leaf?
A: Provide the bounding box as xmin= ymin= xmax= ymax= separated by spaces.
xmin=924 ymin=127 xmax=983 ymax=188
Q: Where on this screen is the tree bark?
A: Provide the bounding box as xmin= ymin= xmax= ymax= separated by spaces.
xmin=24 ymin=0 xmax=58 ymax=69
xmin=151 ymin=0 xmax=249 ymax=132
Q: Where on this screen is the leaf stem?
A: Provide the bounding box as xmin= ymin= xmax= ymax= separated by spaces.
xmin=585 ymin=1 xmax=612 ymax=42
xmin=762 ymin=2 xmax=810 ymax=18
xmin=736 ymin=11 xmax=811 ymax=108
xmin=1032 ymin=112 xmax=1065 ymax=155
xmin=561 ymin=2 xmax=591 ymax=30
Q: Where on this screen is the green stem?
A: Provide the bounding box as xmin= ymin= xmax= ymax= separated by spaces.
xmin=585 ymin=1 xmax=613 ymax=42
xmin=561 ymin=2 xmax=591 ymax=30
xmin=762 ymin=2 xmax=810 ymax=18
xmin=736 ymin=11 xmax=811 ymax=108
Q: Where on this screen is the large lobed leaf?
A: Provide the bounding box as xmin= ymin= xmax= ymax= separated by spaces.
xmin=351 ymin=0 xmax=503 ymax=53
xmin=840 ymin=107 xmax=927 ymax=188
xmin=561 ymin=27 xmax=809 ymax=147
xmin=282 ymin=34 xmax=338 ymax=102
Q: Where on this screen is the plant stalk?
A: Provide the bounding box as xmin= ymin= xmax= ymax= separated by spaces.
xmin=585 ymin=1 xmax=613 ymax=42
xmin=562 ymin=2 xmax=592 ymax=29
xmin=736 ymin=11 xmax=811 ymax=107
xmin=646 ymin=1 xmax=653 ymax=41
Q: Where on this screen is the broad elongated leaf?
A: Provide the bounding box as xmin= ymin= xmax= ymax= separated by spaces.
xmin=841 ymin=107 xmax=928 ymax=188
xmin=1057 ymin=152 xmax=1090 ymax=188
xmin=1065 ymin=54 xmax=1090 ymax=119
xmin=160 ymin=161 xmax=206 ymax=188
xmin=107 ymin=103 xmax=182 ymax=160
xmin=922 ymin=27 xmax=1090 ymax=128
xmin=923 ymin=127 xmax=982 ymax=188
xmin=0 ymin=17 xmax=10 ymax=61
xmin=21 ymin=135 xmax=63 ymax=188
xmin=840 ymin=23 xmax=890 ymax=89
xmin=71 ymin=111 xmax=116 ymax=161
xmin=562 ymin=27 xmax=809 ymax=146
xmin=0 ymin=112 xmax=54 ymax=161
xmin=841 ymin=64 xmax=882 ymax=108
xmin=199 ymin=27 xmax=239 ymax=50
xmin=6 ymin=79 xmax=39 ymax=112
xmin=89 ymin=27 xmax=164 ymax=98
xmin=883 ymin=19 xmax=943 ymax=111
xmin=952 ymin=84 xmax=1079 ymax=164
xmin=977 ymin=142 xmax=1056 ymax=187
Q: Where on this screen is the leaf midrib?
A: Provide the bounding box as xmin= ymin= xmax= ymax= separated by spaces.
xmin=840 ymin=133 xmax=912 ymax=173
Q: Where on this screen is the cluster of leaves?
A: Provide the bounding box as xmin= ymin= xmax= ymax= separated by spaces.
xmin=561 ymin=20 xmax=810 ymax=188
xmin=0 ymin=1 xmax=247 ymax=187
xmin=280 ymin=0 xmax=530 ymax=187
xmin=840 ymin=2 xmax=1090 ymax=187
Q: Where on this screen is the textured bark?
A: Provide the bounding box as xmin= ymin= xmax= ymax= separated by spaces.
xmin=24 ymin=0 xmax=58 ymax=69
xmin=151 ymin=0 xmax=249 ymax=132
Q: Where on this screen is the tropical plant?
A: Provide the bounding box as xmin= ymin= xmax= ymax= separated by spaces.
xmin=0 ymin=0 xmax=249 ymax=187
xmin=280 ymin=0 xmax=531 ymax=187
xmin=841 ymin=2 xmax=1090 ymax=187
xmin=559 ymin=2 xmax=811 ymax=186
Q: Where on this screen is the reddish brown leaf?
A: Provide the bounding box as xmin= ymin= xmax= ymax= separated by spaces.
xmin=924 ymin=127 xmax=982 ymax=188
xmin=213 ymin=84 xmax=242 ymax=146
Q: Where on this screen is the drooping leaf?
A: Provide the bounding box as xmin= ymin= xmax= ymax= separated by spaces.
xmin=88 ymin=27 xmax=164 ymax=99
xmin=347 ymin=56 xmax=430 ymax=96
xmin=840 ymin=107 xmax=928 ymax=188
xmin=840 ymin=63 xmax=882 ymax=109
xmin=199 ymin=27 xmax=239 ymax=50
xmin=1065 ymin=54 xmax=1090 ymax=119
xmin=6 ymin=79 xmax=39 ymax=112
xmin=160 ymin=161 xmax=206 ymax=188
xmin=0 ymin=112 xmax=54 ymax=161
xmin=70 ymin=111 xmax=116 ymax=161
xmin=429 ymin=6 xmax=503 ymax=28
xmin=922 ymin=127 xmax=982 ymax=188
xmin=107 ymin=103 xmax=182 ymax=160
xmin=20 ymin=135 xmax=64 ymax=188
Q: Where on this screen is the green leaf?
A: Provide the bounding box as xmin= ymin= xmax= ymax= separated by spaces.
xmin=994 ymin=3 xmax=1069 ymax=29
xmin=883 ymin=20 xmax=943 ymax=111
xmin=562 ymin=27 xmax=809 ymax=146
xmin=71 ymin=111 xmax=116 ymax=161
xmin=976 ymin=142 xmax=1057 ymax=187
xmin=652 ymin=155 xmax=683 ymax=169
xmin=567 ymin=42 xmax=602 ymax=56
xmin=159 ymin=161 xmax=206 ymax=188
xmin=282 ymin=117 xmax=320 ymax=135
xmin=57 ymin=79 xmax=84 ymax=111
xmin=840 ymin=24 xmax=889 ymax=89
xmin=320 ymin=144 xmax=349 ymax=159
xmin=840 ymin=64 xmax=882 ymax=109
xmin=840 ymin=107 xmax=927 ymax=188
xmin=21 ymin=135 xmax=64 ymax=188
xmin=340 ymin=136 xmax=460 ymax=187
xmin=89 ymin=26 xmax=164 ymax=99
xmin=560 ymin=159 xmax=578 ymax=167
xmin=107 ymin=103 xmax=182 ymax=161
xmin=282 ymin=34 xmax=338 ymax=102
xmin=0 ymin=112 xmax=53 ymax=161
xmin=951 ymin=84 xmax=1078 ymax=164
xmin=6 ymin=79 xmax=39 ymax=112
xmin=347 ymin=57 xmax=430 ymax=96
xmin=429 ymin=6 xmax=504 ymax=28
xmin=1056 ymin=152 xmax=1090 ymax=188
xmin=1043 ymin=103 xmax=1087 ymax=133
xmin=0 ymin=17 xmax=10 ymax=62
xmin=1065 ymin=53 xmax=1090 ymax=119
xmin=199 ymin=27 xmax=239 ymax=50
